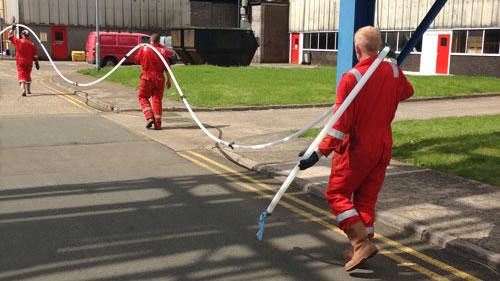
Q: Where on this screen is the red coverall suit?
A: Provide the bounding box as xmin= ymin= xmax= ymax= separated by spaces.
xmin=318 ymin=56 xmax=414 ymax=237
xmin=8 ymin=31 xmax=38 ymax=84
xmin=135 ymin=44 xmax=170 ymax=128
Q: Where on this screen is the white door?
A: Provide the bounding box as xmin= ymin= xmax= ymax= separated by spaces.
xmin=420 ymin=30 xmax=452 ymax=74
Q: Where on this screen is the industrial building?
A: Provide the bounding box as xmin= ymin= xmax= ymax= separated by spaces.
xmin=289 ymin=0 xmax=500 ymax=77
xmin=1 ymin=1 xmax=499 ymax=77
xmin=0 ymin=0 xmax=289 ymax=65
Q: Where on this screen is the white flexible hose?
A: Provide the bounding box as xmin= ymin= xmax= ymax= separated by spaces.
xmin=264 ymin=47 xmax=390 ymax=215
xmin=1 ymin=24 xmax=333 ymax=150
xmin=2 ymin=24 xmax=136 ymax=87
xmin=143 ymin=43 xmax=333 ymax=150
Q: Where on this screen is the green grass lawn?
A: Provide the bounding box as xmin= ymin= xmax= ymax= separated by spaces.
xmin=294 ymin=115 xmax=500 ymax=186
xmin=80 ymin=65 xmax=499 ymax=108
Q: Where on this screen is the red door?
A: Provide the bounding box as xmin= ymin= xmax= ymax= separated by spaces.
xmin=51 ymin=26 xmax=67 ymax=60
xmin=290 ymin=33 xmax=300 ymax=64
xmin=435 ymin=34 xmax=450 ymax=74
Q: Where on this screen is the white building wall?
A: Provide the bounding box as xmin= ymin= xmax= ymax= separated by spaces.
xmin=16 ymin=0 xmax=190 ymax=29
xmin=5 ymin=0 xmax=19 ymax=25
xmin=290 ymin=0 xmax=500 ymax=32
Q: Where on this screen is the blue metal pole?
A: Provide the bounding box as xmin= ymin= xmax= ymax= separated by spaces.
xmin=397 ymin=0 xmax=448 ymax=67
xmin=336 ymin=0 xmax=375 ymax=89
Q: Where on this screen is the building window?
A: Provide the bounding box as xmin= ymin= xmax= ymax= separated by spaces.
xmin=398 ymin=31 xmax=410 ymax=52
xmin=413 ymin=34 xmax=423 ymax=52
xmin=467 ymin=30 xmax=483 ymax=54
xmin=319 ymin=33 xmax=327 ymax=49
xmin=386 ymin=31 xmax=398 ymax=51
xmin=311 ymin=33 xmax=318 ymax=49
xmin=302 ymin=32 xmax=338 ymax=51
xmin=483 ymin=29 xmax=500 ymax=54
xmin=303 ymin=33 xmax=311 ymax=49
xmin=327 ymin=32 xmax=336 ymax=50
xmin=452 ymin=30 xmax=467 ymax=53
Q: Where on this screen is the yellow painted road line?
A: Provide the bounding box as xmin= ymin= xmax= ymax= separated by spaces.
xmin=178 ymin=152 xmax=460 ymax=281
xmin=42 ymin=82 xmax=95 ymax=112
xmin=39 ymin=79 xmax=96 ymax=113
xmin=185 ymin=150 xmax=483 ymax=281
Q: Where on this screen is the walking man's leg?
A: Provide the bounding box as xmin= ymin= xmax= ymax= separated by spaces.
xmin=138 ymin=80 xmax=154 ymax=128
xmin=151 ymin=82 xmax=165 ymax=130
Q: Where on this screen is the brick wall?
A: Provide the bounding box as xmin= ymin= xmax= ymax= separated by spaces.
xmin=450 ymin=55 xmax=500 ymax=78
xmin=309 ymin=51 xmax=338 ymax=65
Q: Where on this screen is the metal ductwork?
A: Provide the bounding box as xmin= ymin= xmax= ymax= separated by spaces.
xmin=171 ymin=27 xmax=259 ymax=66
xmin=240 ymin=0 xmax=251 ymax=29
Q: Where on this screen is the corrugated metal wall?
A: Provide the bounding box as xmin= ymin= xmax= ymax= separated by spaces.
xmin=290 ymin=0 xmax=500 ymax=32
xmin=19 ymin=0 xmax=190 ymax=29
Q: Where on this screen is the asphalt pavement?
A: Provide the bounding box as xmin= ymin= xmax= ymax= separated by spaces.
xmin=45 ymin=60 xmax=500 ymax=272
xmin=2 ymin=59 xmax=500 ymax=275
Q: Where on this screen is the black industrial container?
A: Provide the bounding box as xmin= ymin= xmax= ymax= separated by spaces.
xmin=171 ymin=27 xmax=259 ymax=66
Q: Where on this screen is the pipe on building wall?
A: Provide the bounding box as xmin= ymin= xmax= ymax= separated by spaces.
xmin=240 ymin=0 xmax=251 ymax=29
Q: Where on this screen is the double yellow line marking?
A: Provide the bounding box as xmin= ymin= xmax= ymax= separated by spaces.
xmin=39 ymin=79 xmax=97 ymax=113
xmin=178 ymin=150 xmax=483 ymax=281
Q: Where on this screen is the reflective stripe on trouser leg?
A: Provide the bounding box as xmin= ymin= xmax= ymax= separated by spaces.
xmin=353 ymin=164 xmax=387 ymax=238
xmin=337 ymin=209 xmax=360 ymax=223
xmin=138 ymin=79 xmax=154 ymax=120
xmin=326 ymin=161 xmax=369 ymax=231
xmin=366 ymin=226 xmax=374 ymax=236
xmin=154 ymin=115 xmax=162 ymax=119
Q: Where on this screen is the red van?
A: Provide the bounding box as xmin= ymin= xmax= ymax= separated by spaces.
xmin=85 ymin=31 xmax=175 ymax=67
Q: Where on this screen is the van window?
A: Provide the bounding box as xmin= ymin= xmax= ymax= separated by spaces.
xmin=100 ymin=35 xmax=116 ymax=45
xmin=118 ymin=36 xmax=138 ymax=46
xmin=142 ymin=37 xmax=150 ymax=43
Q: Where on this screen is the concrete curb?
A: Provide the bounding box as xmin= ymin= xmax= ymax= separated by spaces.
xmin=51 ymin=78 xmax=115 ymax=112
xmin=47 ymin=76 xmax=500 ymax=113
xmin=206 ymin=143 xmax=500 ymax=272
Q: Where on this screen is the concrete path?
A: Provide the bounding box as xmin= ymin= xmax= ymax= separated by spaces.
xmin=35 ymin=61 xmax=500 ymax=271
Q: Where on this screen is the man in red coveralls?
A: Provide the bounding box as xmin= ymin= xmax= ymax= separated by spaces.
xmin=135 ymin=33 xmax=171 ymax=130
xmin=8 ymin=25 xmax=40 ymax=96
xmin=299 ymin=26 xmax=414 ymax=271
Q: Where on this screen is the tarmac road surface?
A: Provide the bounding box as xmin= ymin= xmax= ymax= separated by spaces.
xmin=0 ymin=60 xmax=498 ymax=281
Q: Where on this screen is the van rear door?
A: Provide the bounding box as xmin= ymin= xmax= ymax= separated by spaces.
xmin=86 ymin=32 xmax=96 ymax=62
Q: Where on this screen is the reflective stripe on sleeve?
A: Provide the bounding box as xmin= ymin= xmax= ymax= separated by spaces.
xmin=8 ymin=33 xmax=14 ymax=38
xmin=327 ymin=128 xmax=346 ymax=140
xmin=390 ymin=63 xmax=399 ymax=78
xmin=349 ymin=69 xmax=362 ymax=82
xmin=142 ymin=107 xmax=152 ymax=113
xmin=154 ymin=115 xmax=162 ymax=119
xmin=33 ymin=55 xmax=38 ymax=58
xmin=337 ymin=209 xmax=360 ymax=222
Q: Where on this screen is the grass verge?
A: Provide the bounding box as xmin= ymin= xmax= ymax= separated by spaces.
xmin=293 ymin=115 xmax=500 ymax=186
xmin=79 ymin=65 xmax=499 ymax=108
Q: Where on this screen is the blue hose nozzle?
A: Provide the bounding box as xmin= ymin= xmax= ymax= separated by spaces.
xmin=256 ymin=211 xmax=271 ymax=241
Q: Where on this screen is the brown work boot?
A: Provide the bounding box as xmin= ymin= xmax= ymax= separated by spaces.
xmin=342 ymin=248 xmax=368 ymax=269
xmin=146 ymin=118 xmax=154 ymax=129
xmin=344 ymin=221 xmax=378 ymax=271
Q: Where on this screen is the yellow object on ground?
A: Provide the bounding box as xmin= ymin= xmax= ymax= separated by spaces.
xmin=71 ymin=51 xmax=85 ymax=62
